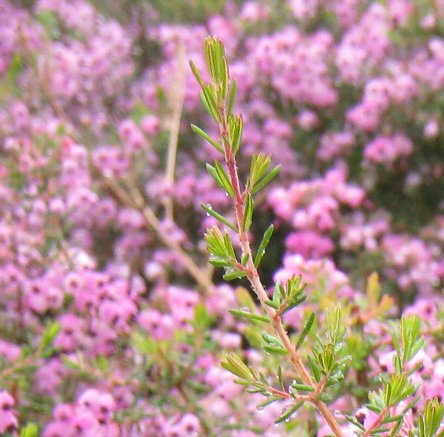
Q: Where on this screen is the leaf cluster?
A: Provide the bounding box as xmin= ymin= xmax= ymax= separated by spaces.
xmin=308 ymin=307 xmax=350 ymax=391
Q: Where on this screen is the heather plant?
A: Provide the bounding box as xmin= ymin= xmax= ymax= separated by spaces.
xmin=0 ymin=0 xmax=443 ymax=436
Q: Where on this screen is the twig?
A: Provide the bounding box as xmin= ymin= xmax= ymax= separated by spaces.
xmin=218 ymin=113 xmax=344 ymax=437
xmin=362 ymin=407 xmax=389 ymax=437
xmin=17 ymin=23 xmax=71 ymax=127
xmin=102 ymin=177 xmax=215 ymax=295
xmin=164 ymin=42 xmax=186 ymax=221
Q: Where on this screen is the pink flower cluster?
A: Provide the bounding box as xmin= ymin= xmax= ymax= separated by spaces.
xmin=364 ymin=133 xmax=413 ymax=165
xmin=0 ymin=391 xmax=17 ymax=434
xmin=44 ymin=390 xmax=118 ymax=437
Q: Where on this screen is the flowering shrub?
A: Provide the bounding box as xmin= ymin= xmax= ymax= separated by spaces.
xmin=0 ymin=1 xmax=443 ymax=436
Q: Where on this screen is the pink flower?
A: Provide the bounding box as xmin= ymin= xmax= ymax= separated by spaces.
xmin=0 ymin=339 xmax=20 ymax=362
xmin=286 ymin=231 xmax=334 ymax=258
xmin=240 ymin=1 xmax=269 ymax=22
xmin=364 ymin=134 xmax=413 ymax=165
xmin=424 ymin=119 xmax=440 ymax=138
xmin=137 ymin=309 xmax=174 ymax=340
xmin=0 ymin=391 xmax=17 ymax=434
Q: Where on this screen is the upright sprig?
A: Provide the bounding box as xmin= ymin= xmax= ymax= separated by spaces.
xmin=419 ymin=399 xmax=444 ymax=437
xmin=191 ymin=36 xmax=345 ymax=437
xmin=356 ymin=315 xmax=426 ymax=436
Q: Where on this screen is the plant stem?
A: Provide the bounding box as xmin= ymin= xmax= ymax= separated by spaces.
xmin=218 ymin=122 xmax=344 ymax=437
xmin=164 ymin=42 xmax=186 ymax=221
xmin=362 ymin=407 xmax=388 ymax=437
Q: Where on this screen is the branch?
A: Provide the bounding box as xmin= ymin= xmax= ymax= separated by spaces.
xmin=102 ymin=176 xmax=215 ymax=295
xmin=191 ymin=36 xmax=345 ymax=437
xmin=221 ymin=138 xmax=344 ymax=437
xmin=164 ymin=42 xmax=186 ymax=220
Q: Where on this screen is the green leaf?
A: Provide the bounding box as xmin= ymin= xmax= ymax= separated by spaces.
xmin=204 ymin=36 xmax=229 ymax=97
xmin=275 ymin=402 xmax=303 ymax=424
xmin=277 ymin=366 xmax=284 ymax=391
xmin=208 ymin=256 xmax=232 ymax=267
xmin=210 ymin=161 xmax=235 ymax=197
xmin=308 ymin=357 xmax=321 ymax=382
xmin=388 ymin=418 xmax=403 ymax=437
xmin=229 ymin=114 xmax=243 ymax=154
xmin=193 ymin=304 xmax=212 ymax=329
xmin=281 ymin=296 xmax=307 ymax=316
xmin=275 ymin=282 xmax=286 ymax=300
xmin=392 ymin=315 xmax=424 ymax=369
xmin=317 ymin=343 xmax=335 ymax=374
xmin=201 ymin=203 xmax=237 ymax=231
xmin=189 ymin=60 xmax=205 ymax=86
xmin=94 ymin=355 xmax=110 ymax=373
xmin=131 ymin=102 xmax=150 ymax=124
xmin=257 ymin=395 xmax=281 ymax=410
xmin=263 ymin=345 xmax=288 ymax=355
xmin=213 ymin=162 xmax=235 ymax=196
xmin=0 ymin=55 xmax=23 ymax=101
xmin=244 ymin=325 xmax=263 ymax=348
xmin=249 ymin=153 xmax=272 ymax=188
xmin=280 ymin=277 xmax=307 ymax=315
xmin=251 ymin=165 xmax=281 ymax=194
xmin=262 ymin=332 xmax=281 ymax=345
xmin=221 ymin=353 xmax=254 ymax=380
xmin=223 ymin=269 xmax=247 ymax=281
xmin=246 ymin=387 xmax=265 ymax=394
xmin=243 ymin=194 xmax=254 ymax=232
xmin=419 ymin=399 xmax=444 ymax=437
xmin=286 ymin=275 xmax=305 ymax=298
xmin=367 ymin=390 xmax=385 ymax=413
xmin=40 ymin=322 xmax=61 ymax=352
xmin=382 ymin=415 xmax=404 ymax=424
xmin=296 ymin=312 xmax=316 ymax=350
xmin=254 ymin=224 xmax=274 ymax=267
xmin=37 ymin=9 xmax=60 ymax=38
xmin=325 ymin=305 xmax=345 ymax=345
xmin=229 ymin=308 xmax=269 ymax=323
xmin=384 ymin=374 xmax=416 ymax=407
xmin=20 ymin=423 xmax=39 ymax=437
xmin=401 ymin=314 xmax=422 ymax=363
xmin=205 ymin=226 xmax=236 ymax=261
xmin=228 ymin=80 xmax=237 ymax=116
xmin=261 ymin=332 xmax=287 ymax=354
xmin=223 ymin=232 xmax=236 ymax=259
xmin=264 ymin=299 xmax=280 ymax=310
xmin=192 ymin=125 xmax=223 ymax=153
xmin=131 ymin=331 xmax=156 ymax=355
xmin=201 ymin=85 xmax=221 ymax=122
xmin=318 ymin=392 xmax=332 ymax=403
xmin=291 ymin=382 xmax=315 ymax=392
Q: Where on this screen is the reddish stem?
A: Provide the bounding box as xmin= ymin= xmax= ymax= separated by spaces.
xmin=362 ymin=407 xmax=389 ymax=437
xmin=217 ymin=111 xmax=344 ymax=437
